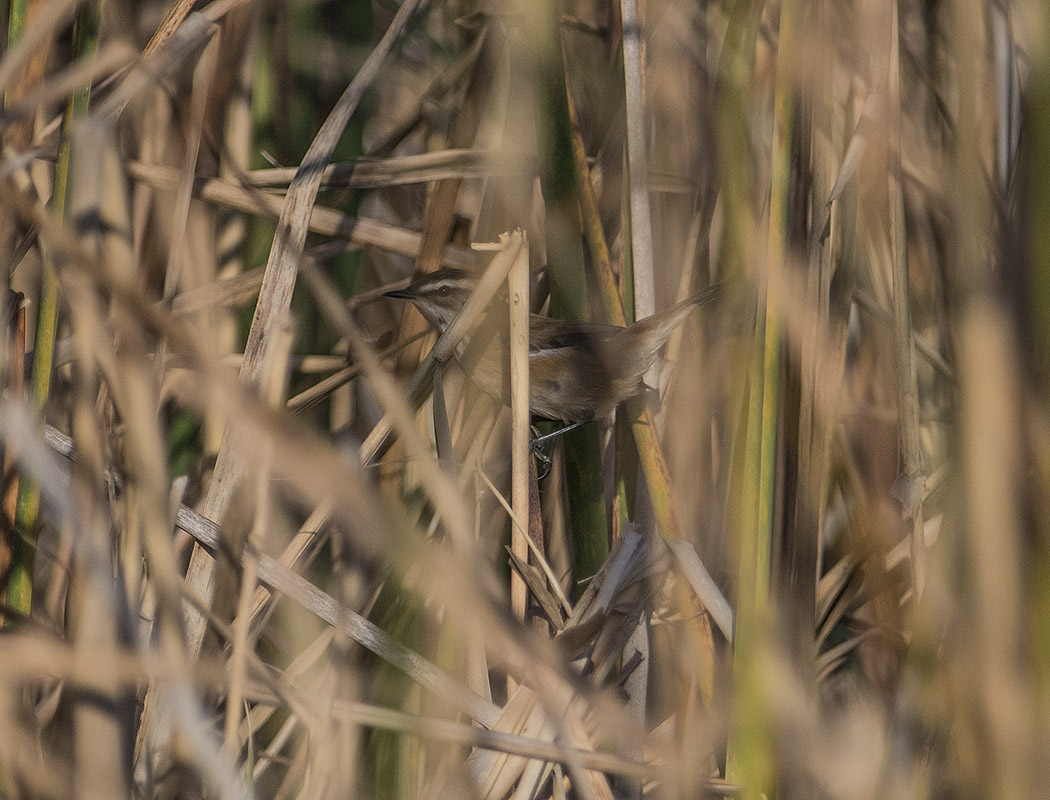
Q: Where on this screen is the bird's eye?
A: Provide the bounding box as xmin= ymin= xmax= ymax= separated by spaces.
xmin=438 ymin=286 xmax=450 ymax=296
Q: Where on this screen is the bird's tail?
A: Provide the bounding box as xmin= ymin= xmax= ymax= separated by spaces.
xmin=629 ymin=282 xmax=722 ymax=350
xmin=613 ymin=281 xmax=723 ymax=392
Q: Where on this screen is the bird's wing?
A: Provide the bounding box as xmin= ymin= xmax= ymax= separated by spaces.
xmin=528 ymin=315 xmax=622 ymax=355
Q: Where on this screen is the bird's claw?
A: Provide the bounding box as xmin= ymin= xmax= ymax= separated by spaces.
xmin=529 ymin=425 xmax=554 ymax=480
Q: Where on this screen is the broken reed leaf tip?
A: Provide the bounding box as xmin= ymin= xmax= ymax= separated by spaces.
xmin=471 ymin=228 xmax=525 ymax=251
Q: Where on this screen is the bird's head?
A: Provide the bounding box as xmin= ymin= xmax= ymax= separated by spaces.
xmin=384 ymin=268 xmax=478 ymax=331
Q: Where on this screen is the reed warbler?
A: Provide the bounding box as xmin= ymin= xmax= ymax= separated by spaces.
xmin=384 ymin=268 xmax=720 ymax=432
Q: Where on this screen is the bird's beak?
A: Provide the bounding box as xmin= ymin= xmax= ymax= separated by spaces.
xmin=383 ymin=287 xmax=415 ymax=300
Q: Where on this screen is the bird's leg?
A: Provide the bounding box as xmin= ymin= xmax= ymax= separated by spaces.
xmin=528 ymin=423 xmax=587 ymax=480
xmin=528 ymin=422 xmax=584 ymax=456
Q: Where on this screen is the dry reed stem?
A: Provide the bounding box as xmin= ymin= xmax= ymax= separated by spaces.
xmin=565 ymin=65 xmax=731 ymax=640
xmin=174 ymin=495 xmax=502 ymax=726
xmin=0 ymin=0 xmax=77 ymax=99
xmin=393 ymin=27 xmax=493 ymax=386
xmin=887 ymin=0 xmax=926 ymax=603
xmin=182 ymin=0 xmax=427 ymax=656
xmin=620 ymin=0 xmax=656 ymax=323
xmin=509 ymin=233 xmax=530 ymax=624
xmin=244 ymin=148 xmax=531 ymax=189
xmin=128 ymin=162 xmax=481 ymax=268
xmin=2 ymin=42 xmax=135 ymax=120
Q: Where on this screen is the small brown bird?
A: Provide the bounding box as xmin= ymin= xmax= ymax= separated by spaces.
xmin=385 ymin=268 xmax=720 ymax=426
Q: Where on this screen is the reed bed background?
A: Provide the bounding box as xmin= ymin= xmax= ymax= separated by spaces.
xmin=0 ymin=0 xmax=1044 ymax=797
